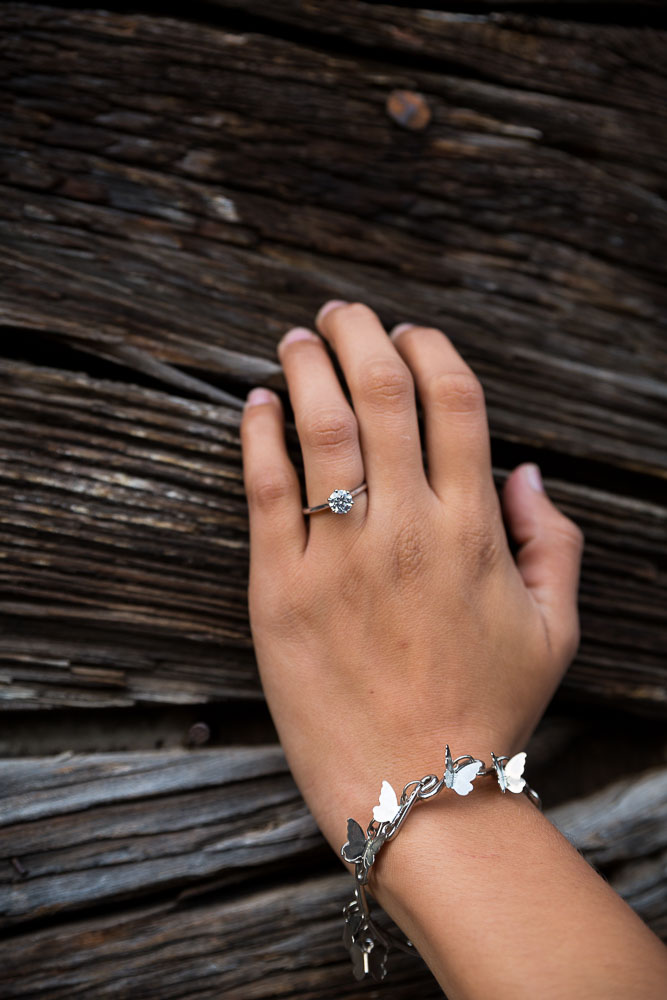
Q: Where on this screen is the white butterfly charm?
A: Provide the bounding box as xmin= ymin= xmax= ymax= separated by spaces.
xmin=492 ymin=751 xmax=527 ymax=794
xmin=372 ymin=780 xmax=401 ymax=824
xmin=443 ymin=744 xmax=483 ymax=796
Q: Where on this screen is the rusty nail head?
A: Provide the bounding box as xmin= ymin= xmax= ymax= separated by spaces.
xmin=386 ymin=90 xmax=432 ymax=131
xmin=187 ymin=722 xmax=210 ymax=746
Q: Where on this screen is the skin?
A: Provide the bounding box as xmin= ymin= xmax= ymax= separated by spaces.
xmin=240 ymin=300 xmax=667 ymax=998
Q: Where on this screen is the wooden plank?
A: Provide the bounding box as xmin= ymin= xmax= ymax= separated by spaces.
xmin=549 ymin=766 xmax=667 ymax=864
xmin=206 ymin=0 xmax=667 ymax=121
xmin=3 ymin=862 xmax=662 ymax=1000
xmin=0 ymin=874 xmax=439 ymax=999
xmin=0 ymin=749 xmax=665 ymax=995
xmin=0 ymin=747 xmax=320 ymax=926
xmin=2 ymin=745 xmax=666 ymax=927
xmin=1 ymin=7 xmax=666 ymax=476
xmin=0 ymin=359 xmax=665 ymax=711
xmin=0 ymin=4 xmax=665 ymax=996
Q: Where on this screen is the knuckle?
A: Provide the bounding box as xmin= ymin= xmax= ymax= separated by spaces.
xmin=407 ymin=325 xmax=447 ymax=339
xmin=554 ymin=514 xmax=585 ymax=550
xmin=265 ymin=588 xmax=312 ymax=639
xmin=457 ymin=516 xmax=503 ymax=575
xmin=339 ymin=301 xmax=376 ymax=322
xmin=358 ymin=360 xmax=413 ymax=408
xmin=427 ymin=370 xmax=485 ymax=415
xmin=390 ymin=519 xmax=428 ymax=585
xmin=249 ymin=567 xmax=316 ymax=639
xmin=247 ymin=471 xmax=293 ymax=511
xmin=303 ymin=408 xmax=358 ymax=452
xmin=326 ymin=302 xmax=377 ymax=336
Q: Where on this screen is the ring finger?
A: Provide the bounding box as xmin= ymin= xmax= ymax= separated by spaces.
xmin=277 ymin=326 xmax=367 ymax=544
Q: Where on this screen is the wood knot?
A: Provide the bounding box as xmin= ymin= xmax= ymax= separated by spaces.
xmin=386 ymin=90 xmax=432 ymax=131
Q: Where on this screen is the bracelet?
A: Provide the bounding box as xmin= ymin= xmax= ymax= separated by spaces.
xmin=339 ymin=743 xmax=541 ymax=982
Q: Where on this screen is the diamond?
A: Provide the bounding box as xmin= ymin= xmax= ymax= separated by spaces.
xmin=328 ymin=489 xmax=354 ymax=514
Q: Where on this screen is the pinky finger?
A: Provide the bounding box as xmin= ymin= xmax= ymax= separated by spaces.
xmin=241 ymin=388 xmax=307 ymax=565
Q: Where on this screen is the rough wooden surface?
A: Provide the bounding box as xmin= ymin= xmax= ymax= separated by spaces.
xmin=2 ymin=6 xmax=666 ymax=478
xmin=0 ymin=873 xmax=438 ymax=1000
xmin=0 ymin=746 xmax=320 ymax=926
xmin=1 ymin=1 xmax=666 ymax=996
xmin=1 ymin=747 xmax=665 ymax=996
xmin=0 ymin=358 xmax=665 ymax=712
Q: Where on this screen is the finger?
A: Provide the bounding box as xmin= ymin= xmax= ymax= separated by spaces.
xmin=389 ymin=322 xmax=496 ymax=512
xmin=276 ymin=326 xmax=367 ymax=543
xmin=314 ymin=301 xmax=428 ymax=505
xmin=241 ymin=387 xmax=307 ymax=564
xmin=502 ymin=463 xmax=584 ymax=663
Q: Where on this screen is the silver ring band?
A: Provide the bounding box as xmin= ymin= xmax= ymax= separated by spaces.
xmin=302 ymin=482 xmax=367 ymax=515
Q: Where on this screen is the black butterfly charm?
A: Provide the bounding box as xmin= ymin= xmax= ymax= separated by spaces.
xmin=341 ymin=818 xmax=385 ymax=871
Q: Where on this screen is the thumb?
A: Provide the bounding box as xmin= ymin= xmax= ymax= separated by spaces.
xmin=502 ymin=463 xmax=584 ymax=664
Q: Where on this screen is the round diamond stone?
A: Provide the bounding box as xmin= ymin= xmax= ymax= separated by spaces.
xmin=328 ymin=489 xmax=354 ymax=514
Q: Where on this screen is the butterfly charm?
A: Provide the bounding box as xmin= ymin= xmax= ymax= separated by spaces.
xmin=492 ymin=751 xmax=527 ymax=793
xmin=372 ymin=779 xmax=402 ymax=824
xmin=341 ymin=818 xmax=385 ymax=869
xmin=443 ymin=744 xmax=483 ymax=796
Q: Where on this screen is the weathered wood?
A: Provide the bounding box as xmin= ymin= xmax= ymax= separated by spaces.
xmin=3 ymin=861 xmax=662 ymax=1000
xmin=0 ymin=749 xmax=665 ymax=995
xmin=1 ymin=4 xmax=666 ymax=995
xmin=610 ymin=849 xmax=667 ymax=942
xmin=209 ymin=0 xmax=667 ymax=123
xmin=1 ymin=7 xmax=666 ymax=477
xmin=0 ymin=358 xmax=665 ymax=712
xmin=0 ymin=747 xmax=321 ymax=926
xmin=0 ymin=874 xmax=438 ymax=999
xmin=549 ymin=766 xmax=667 ymax=865
xmin=2 ymin=744 xmax=666 ymax=929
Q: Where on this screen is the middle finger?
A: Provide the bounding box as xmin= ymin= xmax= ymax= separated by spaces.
xmin=315 ymin=301 xmax=428 ymax=506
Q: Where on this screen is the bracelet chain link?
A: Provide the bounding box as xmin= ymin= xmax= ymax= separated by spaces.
xmin=339 ymin=744 xmax=541 ymax=982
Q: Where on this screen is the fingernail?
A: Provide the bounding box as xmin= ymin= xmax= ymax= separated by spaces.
xmin=389 ymin=322 xmax=415 ymax=340
xmin=245 ymin=387 xmax=274 ymax=408
xmin=278 ymin=327 xmax=319 ymax=350
xmin=316 ymin=299 xmax=348 ymax=323
xmin=524 ymin=463 xmax=544 ymax=492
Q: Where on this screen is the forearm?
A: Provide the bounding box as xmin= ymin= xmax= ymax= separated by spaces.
xmin=368 ymin=782 xmax=667 ymax=999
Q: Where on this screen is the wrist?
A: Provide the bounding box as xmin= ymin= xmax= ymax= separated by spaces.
xmin=367 ymin=774 xmax=540 ymax=906
xmin=337 ymin=733 xmax=549 ymax=987
xmin=344 ymin=732 xmax=540 ymax=910
xmin=365 ymin=780 xmax=548 ymax=992
xmin=336 ymin=733 xmax=539 ymax=892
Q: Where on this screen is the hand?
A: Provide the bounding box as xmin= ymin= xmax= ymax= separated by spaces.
xmin=240 ymin=301 xmax=584 ymax=861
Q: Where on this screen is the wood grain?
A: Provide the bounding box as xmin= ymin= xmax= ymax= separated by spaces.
xmin=1 ymin=747 xmax=665 ymax=995
xmin=1 ymin=6 xmax=666 ymax=475
xmin=1 ymin=3 xmax=666 ymax=995
xmin=0 ymin=746 xmax=321 ymax=926
xmin=0 ymin=873 xmax=439 ymax=999
xmin=1 ymin=358 xmax=665 ymax=711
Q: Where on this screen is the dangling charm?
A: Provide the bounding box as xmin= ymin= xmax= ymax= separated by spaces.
xmin=338 ymin=741 xmax=541 ymax=983
xmin=349 ymin=935 xmax=388 ymax=982
xmin=342 ymin=892 xmax=389 ymax=982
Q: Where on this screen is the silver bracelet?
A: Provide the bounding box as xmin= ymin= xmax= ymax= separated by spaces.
xmin=339 ymin=743 xmax=541 ymax=982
